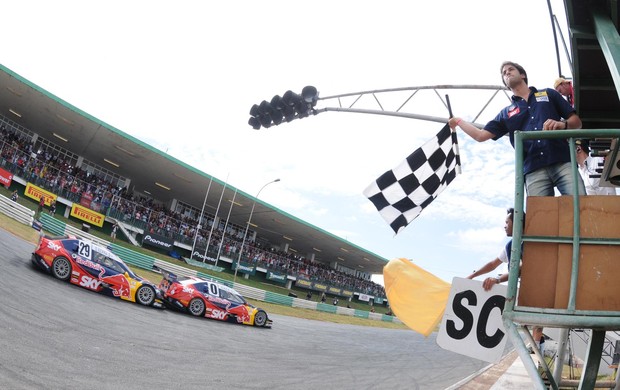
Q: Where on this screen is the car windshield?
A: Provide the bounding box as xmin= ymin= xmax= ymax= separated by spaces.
xmin=219 ymin=288 xmax=245 ymax=304
xmin=92 ymin=249 xmax=133 ymax=275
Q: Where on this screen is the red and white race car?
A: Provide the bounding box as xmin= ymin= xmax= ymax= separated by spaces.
xmin=32 ymin=235 xmax=161 ymax=307
xmin=158 ymin=269 xmax=272 ymax=327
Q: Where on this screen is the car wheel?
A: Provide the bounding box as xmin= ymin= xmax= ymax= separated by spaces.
xmin=135 ymin=285 xmax=156 ymax=306
xmin=254 ymin=310 xmax=268 ymax=327
xmin=51 ymin=257 xmax=72 ymax=281
xmin=188 ymin=298 xmax=205 ymax=316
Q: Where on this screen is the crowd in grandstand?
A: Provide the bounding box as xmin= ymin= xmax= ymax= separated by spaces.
xmin=1 ymin=122 xmax=386 ymax=298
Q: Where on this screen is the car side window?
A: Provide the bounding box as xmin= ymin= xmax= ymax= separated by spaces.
xmin=93 ymin=251 xmax=106 ymax=264
xmin=93 ymin=251 xmax=121 ymax=272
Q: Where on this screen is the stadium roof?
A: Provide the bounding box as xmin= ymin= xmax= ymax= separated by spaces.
xmin=0 ymin=64 xmax=388 ymax=275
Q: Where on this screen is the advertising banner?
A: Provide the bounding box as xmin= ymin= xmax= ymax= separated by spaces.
xmin=0 ymin=167 xmax=13 ymax=187
xmin=266 ymin=271 xmax=287 ymax=285
xmin=327 ymin=286 xmax=342 ymax=295
xmin=25 ymin=183 xmax=57 ymax=206
xmin=295 ymin=278 xmax=312 ymax=289
xmin=70 ymin=203 xmax=105 ymax=227
xmin=142 ymin=232 xmax=175 ymax=251
xmin=232 ymin=261 xmax=256 ymax=276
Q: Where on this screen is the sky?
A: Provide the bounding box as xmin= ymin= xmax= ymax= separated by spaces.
xmin=1 ymin=0 xmax=572 ymax=284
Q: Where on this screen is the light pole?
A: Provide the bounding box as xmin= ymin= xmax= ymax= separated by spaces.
xmin=233 ymin=178 xmax=280 ymax=283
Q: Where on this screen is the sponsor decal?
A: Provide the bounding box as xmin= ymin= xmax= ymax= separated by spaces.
xmin=208 ymin=309 xmax=227 ymax=320
xmin=142 ymin=233 xmax=174 ymax=250
xmin=79 ymin=275 xmax=102 ymax=290
xmin=75 ymin=256 xmax=103 ymax=272
xmin=70 ymin=204 xmax=104 ymax=227
xmin=47 ymin=241 xmax=62 ymax=252
xmin=507 ymin=105 xmax=520 ymax=118
xmin=235 ymin=306 xmax=250 ymax=323
xmin=101 ymin=274 xmax=131 ymax=298
xmin=313 ymin=283 xmax=328 ymax=292
xmin=0 ymin=167 xmax=13 ymax=187
xmin=24 ymin=183 xmax=57 ymax=205
xmin=206 ymin=295 xmax=229 ymax=306
xmin=535 ymin=91 xmax=549 ymax=102
xmin=342 ymin=290 xmax=353 ymax=297
xmin=182 ymin=286 xmax=195 ymax=294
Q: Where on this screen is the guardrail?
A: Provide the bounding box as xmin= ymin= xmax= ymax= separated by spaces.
xmin=0 ymin=194 xmax=35 ymax=227
xmin=31 ymin=214 xmax=400 ymax=324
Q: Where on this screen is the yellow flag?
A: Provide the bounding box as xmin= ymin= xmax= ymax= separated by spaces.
xmin=384 ymin=258 xmax=451 ymax=337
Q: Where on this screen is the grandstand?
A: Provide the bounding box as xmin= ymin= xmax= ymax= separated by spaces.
xmin=0 ymin=63 xmax=387 ymax=304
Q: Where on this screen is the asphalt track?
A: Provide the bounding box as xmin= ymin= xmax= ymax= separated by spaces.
xmin=0 ymin=228 xmax=491 ymax=390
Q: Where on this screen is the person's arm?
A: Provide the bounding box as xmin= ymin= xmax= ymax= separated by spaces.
xmin=466 ymin=259 xmax=502 ymax=279
xmin=543 ymin=113 xmax=582 ymax=130
xmin=482 ymin=273 xmax=508 ymax=291
xmin=449 ymin=117 xmax=495 ymax=142
xmin=566 ymin=113 xmax=582 ymax=129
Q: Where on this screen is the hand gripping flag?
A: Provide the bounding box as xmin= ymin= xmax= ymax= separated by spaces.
xmin=363 ymin=124 xmax=461 ymax=234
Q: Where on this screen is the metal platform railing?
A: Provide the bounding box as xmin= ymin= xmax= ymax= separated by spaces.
xmin=503 ymin=128 xmax=620 ymax=389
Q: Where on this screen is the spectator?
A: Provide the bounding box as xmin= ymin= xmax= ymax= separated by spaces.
xmin=10 ymin=190 xmax=18 ymax=202
xmin=466 ymin=208 xmax=520 ymax=291
xmin=554 ymin=77 xmax=574 ymax=107
xmin=49 ymin=199 xmax=56 ymax=216
xmin=37 ymin=196 xmax=45 ymax=215
xmin=111 ymin=223 xmax=118 ymax=243
xmin=575 ymin=139 xmax=616 ymax=195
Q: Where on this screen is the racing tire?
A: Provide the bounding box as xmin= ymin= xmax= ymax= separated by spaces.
xmin=135 ymin=285 xmax=156 ymax=306
xmin=188 ymin=298 xmax=206 ymax=317
xmin=51 ymin=256 xmax=72 ymax=281
xmin=254 ymin=310 xmax=268 ymax=327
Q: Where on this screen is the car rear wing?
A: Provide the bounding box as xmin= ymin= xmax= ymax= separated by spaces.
xmin=152 ymin=265 xmax=179 ymax=283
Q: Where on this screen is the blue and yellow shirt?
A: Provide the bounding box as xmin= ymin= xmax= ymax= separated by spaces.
xmin=484 ymin=87 xmax=576 ymax=174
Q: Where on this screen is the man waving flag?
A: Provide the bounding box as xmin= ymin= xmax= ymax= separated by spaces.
xmin=364 ymin=123 xmax=461 ymax=234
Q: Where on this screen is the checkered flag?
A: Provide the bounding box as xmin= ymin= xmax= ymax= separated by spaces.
xmin=364 ymin=123 xmax=461 ymax=234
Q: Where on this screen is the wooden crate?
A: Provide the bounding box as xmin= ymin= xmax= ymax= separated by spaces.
xmin=518 ymin=196 xmax=620 ymax=311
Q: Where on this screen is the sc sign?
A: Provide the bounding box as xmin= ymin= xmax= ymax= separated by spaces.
xmin=436 ymin=277 xmax=507 ymax=363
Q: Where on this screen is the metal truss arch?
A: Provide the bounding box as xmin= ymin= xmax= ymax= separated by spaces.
xmin=315 ymin=84 xmax=511 ymax=128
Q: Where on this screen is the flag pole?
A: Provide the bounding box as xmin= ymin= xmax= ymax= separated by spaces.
xmin=445 ymin=94 xmax=462 ymax=174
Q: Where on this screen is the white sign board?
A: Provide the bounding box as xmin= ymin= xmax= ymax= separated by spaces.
xmin=436 ymin=277 xmax=508 ymax=363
